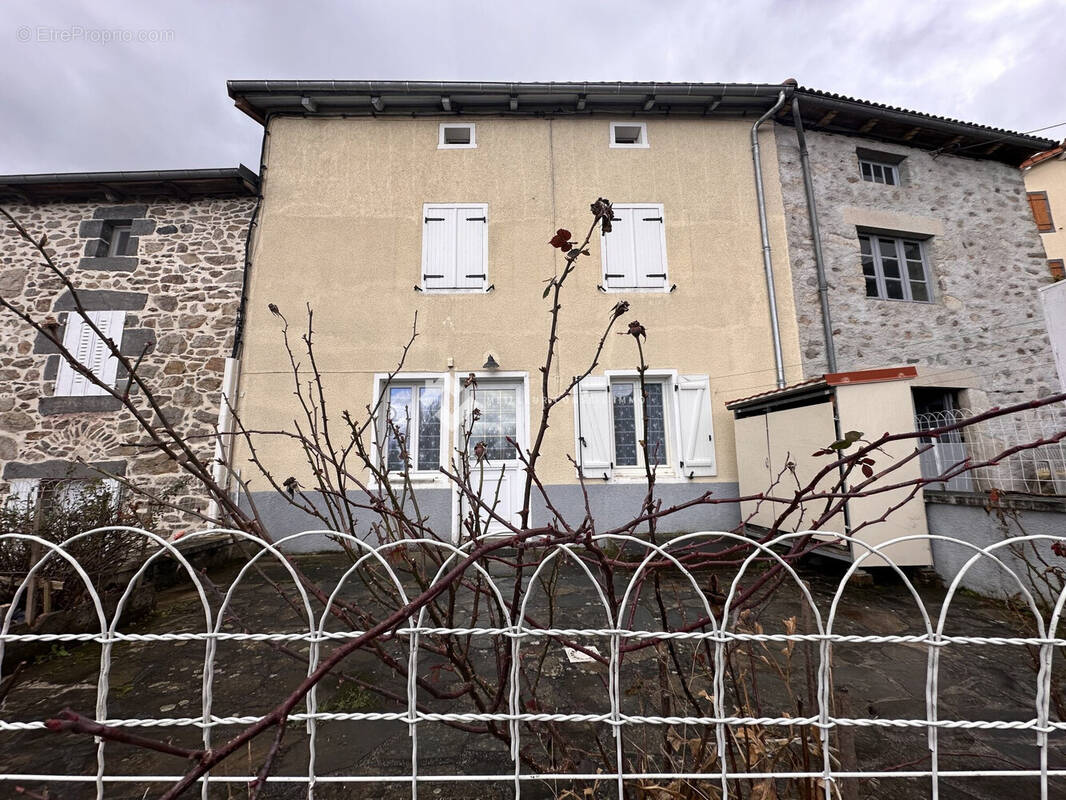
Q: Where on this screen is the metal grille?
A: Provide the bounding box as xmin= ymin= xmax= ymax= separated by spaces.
xmin=916 ymin=407 xmax=1066 ymax=495
xmin=2 ymin=527 xmax=1066 ymax=798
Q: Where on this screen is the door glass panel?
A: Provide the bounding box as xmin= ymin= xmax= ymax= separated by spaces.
xmin=417 ymin=387 xmax=442 ymax=470
xmin=470 ymin=386 xmax=518 ymax=460
xmin=644 ymin=383 xmax=667 ymax=466
xmin=612 ymin=383 xmax=638 ymax=466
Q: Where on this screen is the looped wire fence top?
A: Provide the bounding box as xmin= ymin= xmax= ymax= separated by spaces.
xmin=1 ymin=526 xmax=1065 ymax=800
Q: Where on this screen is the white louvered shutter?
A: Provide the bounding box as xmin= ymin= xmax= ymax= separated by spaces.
xmin=603 ymin=207 xmax=637 ymax=289
xmin=6 ymin=478 xmax=39 ymax=510
xmin=674 ymin=375 xmax=717 ymax=477
xmin=422 ymin=206 xmax=457 ymax=289
xmin=575 ymin=377 xmax=613 ymax=480
xmin=55 ymin=311 xmax=125 ymax=396
xmin=455 ymin=205 xmax=488 ymax=290
xmin=633 ymin=208 xmax=667 ymax=288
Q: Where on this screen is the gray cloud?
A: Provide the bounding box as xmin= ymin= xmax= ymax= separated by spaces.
xmin=2 ymin=0 xmax=1062 ymax=174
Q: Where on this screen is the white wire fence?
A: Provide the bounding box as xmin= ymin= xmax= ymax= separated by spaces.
xmin=1 ymin=527 xmax=1065 ymax=799
xmin=916 ymin=407 xmax=1066 ymax=495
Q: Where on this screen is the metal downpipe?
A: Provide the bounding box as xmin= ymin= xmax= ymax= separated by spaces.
xmin=751 ymin=90 xmax=789 ymax=389
xmin=792 ymin=95 xmax=837 ymax=373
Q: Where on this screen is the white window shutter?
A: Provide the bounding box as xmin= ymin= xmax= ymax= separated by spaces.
xmin=6 ymin=478 xmax=39 ymax=509
xmin=675 ymin=375 xmax=717 ymax=477
xmin=90 ymin=311 xmax=125 ymax=395
xmin=455 ymin=206 xmax=488 ymax=290
xmin=422 ymin=206 xmax=457 ymax=289
xmin=575 ymin=377 xmax=613 ymax=479
xmin=634 ymin=207 xmax=667 ymax=288
xmin=54 ymin=311 xmax=125 ymax=397
xmin=602 ymin=207 xmax=637 ymax=289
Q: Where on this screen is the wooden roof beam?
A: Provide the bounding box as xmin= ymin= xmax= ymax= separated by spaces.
xmin=816 ymin=110 xmax=837 ymax=127
xmin=858 ymin=119 xmax=878 ymax=133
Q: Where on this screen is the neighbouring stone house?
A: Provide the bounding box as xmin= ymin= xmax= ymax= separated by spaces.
xmin=774 ymin=88 xmax=1058 ymax=408
xmin=0 ymin=168 xmax=259 ymax=527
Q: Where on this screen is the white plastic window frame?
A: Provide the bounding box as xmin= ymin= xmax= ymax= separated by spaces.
xmin=604 ymin=369 xmax=677 ymax=478
xmin=859 ymin=233 xmax=934 ymax=303
xmin=859 ymin=159 xmax=899 ymax=186
xmin=609 ymin=121 xmax=649 ymax=149
xmin=438 ymin=122 xmax=476 ymax=149
xmin=371 ymin=373 xmax=451 ymax=483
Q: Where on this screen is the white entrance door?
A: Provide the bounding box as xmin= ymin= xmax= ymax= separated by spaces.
xmin=455 ymin=378 xmax=526 ymax=539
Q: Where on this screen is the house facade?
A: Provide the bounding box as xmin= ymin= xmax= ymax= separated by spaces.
xmin=775 ymin=89 xmax=1059 ymax=410
xmin=226 ymin=81 xmax=808 ymax=539
xmin=0 ymin=168 xmax=259 ymax=526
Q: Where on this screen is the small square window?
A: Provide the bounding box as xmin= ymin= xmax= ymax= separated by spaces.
xmin=859 ymin=159 xmax=898 ymax=185
xmin=610 ymin=121 xmax=649 ymax=148
xmin=105 ymin=224 xmax=132 ymax=256
xmin=438 ymin=123 xmax=476 ymax=149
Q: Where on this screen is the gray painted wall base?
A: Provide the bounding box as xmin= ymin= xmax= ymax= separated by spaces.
xmin=243 ymin=481 xmax=741 ymax=553
xmin=927 ymin=494 xmax=1066 ymax=600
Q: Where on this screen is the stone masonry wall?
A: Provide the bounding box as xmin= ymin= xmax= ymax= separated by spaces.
xmin=776 ymin=125 xmax=1058 ymax=405
xmin=0 ymin=195 xmax=257 ymax=529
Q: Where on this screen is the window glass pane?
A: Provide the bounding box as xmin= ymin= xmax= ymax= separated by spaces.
xmin=644 ymin=384 xmax=667 ymax=466
xmin=861 ymin=254 xmax=876 ymax=277
xmin=877 ymin=238 xmax=896 ymax=261
xmin=417 ymin=387 xmax=442 ymax=471
xmin=860 ymin=161 xmax=873 ymax=181
xmin=885 ymin=279 xmax=904 ymax=300
xmin=471 ymin=387 xmax=517 ymax=460
xmin=884 ymin=166 xmax=897 ymax=185
xmin=881 ymin=256 xmax=901 ymax=279
xmin=865 ymin=277 xmax=880 ymax=297
xmin=902 ymin=241 xmax=922 ymax=262
xmin=910 ymin=281 xmax=929 ymax=302
xmin=859 ymin=235 xmax=872 ymax=256
xmin=907 ymin=260 xmax=927 ymax=282
xmin=611 ymin=383 xmax=638 ymax=467
xmin=386 ymin=387 xmax=413 ymax=471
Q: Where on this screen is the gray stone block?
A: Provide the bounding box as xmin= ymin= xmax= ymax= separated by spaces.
xmin=130 ymin=219 xmax=156 ymax=236
xmin=54 ymin=289 xmax=148 ymax=311
xmin=3 ymin=459 xmax=127 ymax=480
xmin=93 ymin=204 xmax=147 ymax=220
xmin=78 ymin=256 xmax=138 ymax=271
xmin=38 ymin=395 xmax=123 ymax=415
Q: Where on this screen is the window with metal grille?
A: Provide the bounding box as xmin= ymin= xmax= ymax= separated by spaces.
xmin=859 ymin=234 xmax=932 ymax=302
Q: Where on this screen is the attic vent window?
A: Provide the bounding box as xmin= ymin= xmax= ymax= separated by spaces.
xmin=610 ymin=121 xmax=649 ymax=149
xmin=439 ymin=123 xmax=476 ymax=149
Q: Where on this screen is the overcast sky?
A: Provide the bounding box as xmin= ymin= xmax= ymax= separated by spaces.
xmin=3 ymin=0 xmax=1064 ymax=174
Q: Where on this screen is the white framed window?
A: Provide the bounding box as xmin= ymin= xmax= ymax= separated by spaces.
xmin=5 ymin=477 xmax=120 ymax=512
xmin=609 ymin=121 xmax=649 ymax=148
xmin=859 ymin=233 xmax=932 ymax=302
xmin=54 ymin=310 xmax=125 ymax=397
xmin=575 ymin=372 xmax=716 ymax=480
xmin=421 ymin=203 xmax=489 ymax=292
xmin=104 ymin=223 xmax=133 ymax=256
xmin=438 ymin=123 xmax=476 ymax=149
xmin=375 ymin=375 xmax=447 ymax=475
xmin=859 ymin=159 xmax=899 ymax=186
xmin=600 ymin=204 xmax=669 ymax=291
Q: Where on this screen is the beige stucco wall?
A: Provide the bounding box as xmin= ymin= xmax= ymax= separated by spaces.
xmin=235 ymin=115 xmax=802 ymax=487
xmin=1024 ymin=155 xmax=1066 ymax=262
